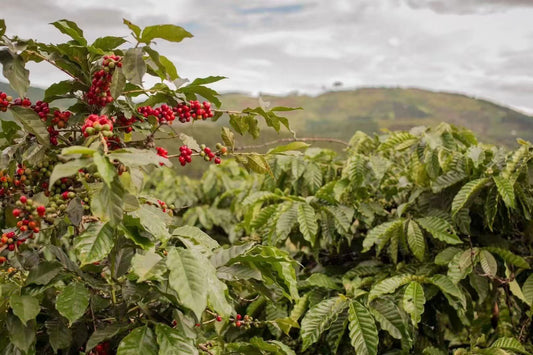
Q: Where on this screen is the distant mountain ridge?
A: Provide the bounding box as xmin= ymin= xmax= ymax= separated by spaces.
xmin=2 ymin=81 xmax=532 ymax=146
xmin=221 ymin=88 xmax=533 ymax=146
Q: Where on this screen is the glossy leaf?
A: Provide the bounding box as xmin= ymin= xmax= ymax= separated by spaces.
xmin=117 ymin=326 xmax=158 ymax=355
xmin=55 ymin=283 xmax=90 ymax=324
xmin=348 ymin=300 xmax=378 ymax=355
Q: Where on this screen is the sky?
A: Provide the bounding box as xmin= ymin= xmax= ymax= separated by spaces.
xmin=2 ymin=0 xmax=533 ymax=113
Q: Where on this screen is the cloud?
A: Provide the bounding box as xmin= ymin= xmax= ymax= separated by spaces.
xmin=0 ymin=0 xmax=532 ymax=113
xmin=402 ymin=0 xmax=533 ymax=14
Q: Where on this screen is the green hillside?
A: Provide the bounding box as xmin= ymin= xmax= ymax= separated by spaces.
xmin=221 ymin=88 xmax=533 ymax=146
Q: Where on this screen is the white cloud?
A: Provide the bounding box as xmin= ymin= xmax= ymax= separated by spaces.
xmin=0 ymin=0 xmax=532 ymax=112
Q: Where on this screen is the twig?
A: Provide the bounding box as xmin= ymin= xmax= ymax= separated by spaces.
xmin=234 ymin=137 xmax=350 ymax=151
xmin=25 ymin=50 xmax=84 ymax=84
xmin=198 ymin=344 xmax=214 ymax=355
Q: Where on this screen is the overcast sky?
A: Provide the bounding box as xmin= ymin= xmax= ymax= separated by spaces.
xmin=2 ymin=0 xmax=533 ymax=113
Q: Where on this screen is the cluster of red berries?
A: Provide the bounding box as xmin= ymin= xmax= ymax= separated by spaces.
xmin=137 ymin=104 xmax=176 ymax=124
xmin=178 ymin=145 xmax=193 ymax=166
xmin=4 ymin=196 xmax=46 ymax=252
xmin=173 ymin=100 xmax=213 ymax=122
xmin=89 ymin=341 xmax=111 ymax=355
xmin=86 ymin=55 xmax=122 ymax=107
xmin=116 ymin=114 xmax=140 ymax=133
xmin=82 ymin=114 xmax=114 ymax=137
xmin=33 ymin=100 xmax=50 ymax=119
xmin=200 ymin=145 xmax=222 ymax=165
xmin=0 ymin=92 xmax=13 ymax=112
xmin=137 ymin=100 xmax=214 ymax=124
xmin=157 ymin=199 xmax=167 ymax=212
xmin=12 ymin=97 xmax=32 ymax=107
xmin=156 ymin=147 xmax=169 ymax=166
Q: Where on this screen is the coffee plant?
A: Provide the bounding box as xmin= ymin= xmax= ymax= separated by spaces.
xmin=147 ymin=124 xmax=533 ymax=354
xmin=0 ymin=18 xmax=301 ymax=354
xmin=1 ymin=17 xmax=532 ymax=355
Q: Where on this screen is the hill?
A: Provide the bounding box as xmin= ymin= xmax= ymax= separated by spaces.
xmin=221 ymin=88 xmax=533 ymax=147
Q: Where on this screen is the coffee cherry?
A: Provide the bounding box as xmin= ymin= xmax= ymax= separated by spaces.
xmin=19 ymin=196 xmax=27 ymax=204
xmin=235 ymin=320 xmax=242 ymax=327
xmin=214 ymin=157 xmax=221 ymax=165
xmin=12 ymin=209 xmax=21 ymax=217
xmin=216 ymin=315 xmax=222 ymax=322
xmin=236 ymin=314 xmax=242 ymax=320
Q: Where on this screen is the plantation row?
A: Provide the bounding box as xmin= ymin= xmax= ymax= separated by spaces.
xmin=0 ymin=18 xmax=532 ymax=355
xmin=146 ymin=125 xmax=533 ymax=354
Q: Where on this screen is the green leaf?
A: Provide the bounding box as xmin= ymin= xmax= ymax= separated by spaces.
xmin=49 ymin=158 xmax=92 ymax=188
xmin=123 ymin=48 xmax=146 ymax=86
xmin=86 ymin=323 xmax=129 ymax=351
xmin=416 ymin=216 xmax=462 ymax=245
xmin=123 ymin=19 xmax=141 ymax=38
xmin=110 ymin=67 xmax=126 ymax=99
xmin=268 ymin=142 xmax=310 ymax=154
xmin=300 ymin=296 xmax=349 ymax=351
xmin=7 ymin=312 xmax=35 ymax=352
xmin=131 ymin=250 xmax=165 ymax=282
xmin=9 ymin=295 xmax=40 ymax=325
xmin=493 ymin=175 xmax=516 ymax=209
xmin=61 ymin=145 xmax=97 ymax=156
xmin=435 ymin=247 xmax=462 ymax=265
xmin=92 ymin=36 xmax=127 ymax=51
xmin=348 ymin=300 xmax=378 ymax=355
xmin=51 ymin=19 xmax=87 ymax=45
xmin=451 ymin=177 xmax=489 ymax=216
xmin=403 ymin=281 xmax=425 ymax=326
xmin=132 ymin=205 xmax=171 ymax=242
xmin=25 ymin=261 xmax=62 ymax=285
xmin=325 ymin=309 xmax=349 ymax=354
xmin=93 ymin=152 xmax=116 ymax=187
xmin=485 ymin=187 xmax=500 ymax=231
xmin=55 ymin=283 xmax=90 ymax=324
xmin=484 ymin=247 xmax=529 ymax=269
xmin=429 ymin=274 xmax=467 ymax=309
xmin=91 ymin=182 xmax=124 ymax=226
xmin=155 ymin=323 xmax=197 ymax=355
xmin=297 ymin=203 xmax=318 ymax=246
xmin=9 ymin=106 xmax=48 ymax=145
xmin=221 ymin=127 xmax=235 ymax=151
xmin=0 ymin=19 xmax=5 ymax=37
xmin=108 ymin=148 xmax=170 ymax=167
xmin=229 ymin=245 xmax=299 ymax=300
xmin=172 ymin=225 xmax=219 ymax=250
xmin=368 ymin=274 xmax=412 ymax=302
xmin=363 ymin=220 xmax=404 ymax=253
xmin=490 ymin=337 xmax=528 ymax=354
xmin=74 ymin=222 xmax=115 ymax=266
xmin=237 ymin=153 xmax=272 ymax=175
xmin=299 ymin=273 xmax=341 ymax=290
xmin=141 ymin=24 xmax=193 ymax=44
xmin=522 ymin=273 xmax=533 ymax=307
xmin=166 ymin=248 xmax=208 ymax=319
xmin=117 ymin=326 xmax=158 ymax=355
xmin=479 ymin=250 xmax=498 ymax=276
xmin=407 ymin=220 xmax=425 ymax=261
xmin=448 ymin=249 xmax=477 ymax=283
xmin=179 ymin=133 xmax=201 ymax=152
xmin=46 ymin=318 xmax=72 ymax=352
xmin=0 ymin=52 xmax=30 ymax=98
xmin=370 ymin=299 xmax=410 ymax=343
xmin=210 ymin=243 xmax=255 ymax=268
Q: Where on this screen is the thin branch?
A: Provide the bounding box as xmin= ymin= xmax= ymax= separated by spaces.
xmin=26 ymin=50 xmax=84 ymax=84
xmin=234 ymin=137 xmax=350 ymax=151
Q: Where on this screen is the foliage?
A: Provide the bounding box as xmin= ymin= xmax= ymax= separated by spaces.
xmin=1 ymin=18 xmax=533 ymax=355
xmin=147 ymin=122 xmax=533 ymax=353
xmin=0 ymin=19 xmax=299 ymax=354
